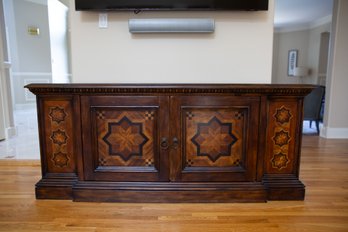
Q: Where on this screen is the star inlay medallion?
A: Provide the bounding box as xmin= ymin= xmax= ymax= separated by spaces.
xmin=191 ymin=116 xmax=237 ymax=162
xmin=50 ymin=129 xmax=68 ymax=146
xmin=49 ymin=107 xmax=67 ymax=124
xmin=52 ymin=152 xmax=69 ymax=167
xmin=274 ymin=106 xmax=292 ymax=124
xmin=273 ymin=130 xmax=290 ymax=147
xmin=103 ymin=116 xmax=149 ymax=162
xmin=271 ymin=152 xmax=289 ymax=170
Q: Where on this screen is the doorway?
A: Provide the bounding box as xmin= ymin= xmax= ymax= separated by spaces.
xmin=272 ymin=0 xmax=333 ymax=135
xmin=0 ymin=0 xmax=71 ymax=159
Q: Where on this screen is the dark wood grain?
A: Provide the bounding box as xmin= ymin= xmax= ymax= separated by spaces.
xmin=26 ymin=84 xmax=314 ymax=202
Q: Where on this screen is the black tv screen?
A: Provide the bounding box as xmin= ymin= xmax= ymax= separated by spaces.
xmin=75 ymin=0 xmax=269 ymax=11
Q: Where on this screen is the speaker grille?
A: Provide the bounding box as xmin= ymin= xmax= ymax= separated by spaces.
xmin=129 ymin=18 xmax=215 ymax=33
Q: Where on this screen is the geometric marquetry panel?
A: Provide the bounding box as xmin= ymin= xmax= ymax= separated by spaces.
xmin=96 ymin=109 xmax=156 ymax=167
xmin=266 ymin=103 xmax=298 ymax=173
xmin=191 ymin=116 xmax=237 ymax=162
xmin=184 ymin=108 xmax=246 ymax=168
xmin=43 ymin=99 xmax=76 ymax=173
xmin=270 ymin=105 xmax=292 ymax=170
xmin=103 ymin=116 xmax=149 ymax=161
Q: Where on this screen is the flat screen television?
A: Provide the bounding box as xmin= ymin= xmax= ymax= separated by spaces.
xmin=75 ymin=0 xmax=269 ymax=12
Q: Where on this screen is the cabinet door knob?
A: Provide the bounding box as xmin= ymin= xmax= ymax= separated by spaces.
xmin=172 ymin=137 xmax=179 ymax=150
xmin=160 ymin=137 xmax=169 ymax=150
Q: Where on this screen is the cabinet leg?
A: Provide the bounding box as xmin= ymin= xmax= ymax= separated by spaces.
xmin=35 ymin=176 xmax=78 ymax=200
xmin=262 ymin=174 xmax=305 ymax=200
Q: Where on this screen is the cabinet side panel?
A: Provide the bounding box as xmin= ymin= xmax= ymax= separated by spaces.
xmin=35 ymin=96 xmax=78 ymax=199
xmin=265 ymin=99 xmax=300 ymax=174
xmin=42 ymin=98 xmax=76 ymax=173
xmin=263 ymin=98 xmax=305 ymax=200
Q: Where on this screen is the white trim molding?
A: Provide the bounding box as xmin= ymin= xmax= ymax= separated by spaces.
xmin=309 ymin=15 xmax=332 ymax=30
xmin=275 ymin=15 xmax=332 ymax=34
xmin=320 ymin=127 xmax=348 ymax=139
xmin=12 ymin=72 xmax=52 ymax=76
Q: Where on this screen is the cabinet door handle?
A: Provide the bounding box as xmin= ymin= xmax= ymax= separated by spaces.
xmin=160 ymin=137 xmax=169 ymax=150
xmin=172 ymin=137 xmax=179 ymax=150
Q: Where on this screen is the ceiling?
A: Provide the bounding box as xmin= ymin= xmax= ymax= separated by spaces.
xmin=274 ymin=0 xmax=334 ymax=31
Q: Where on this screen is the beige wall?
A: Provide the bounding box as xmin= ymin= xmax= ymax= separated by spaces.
xmin=272 ymin=23 xmax=331 ymax=84
xmin=322 ymin=0 xmax=348 ymax=138
xmin=307 ymin=23 xmax=331 ymax=84
xmin=272 ymin=30 xmax=309 ymax=84
xmin=70 ymin=0 xmax=274 ymax=83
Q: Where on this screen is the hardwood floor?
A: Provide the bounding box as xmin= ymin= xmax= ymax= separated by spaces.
xmin=0 ymin=136 xmax=347 ymax=232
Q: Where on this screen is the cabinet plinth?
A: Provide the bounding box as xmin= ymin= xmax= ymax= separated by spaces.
xmin=26 ymin=84 xmax=314 ymax=202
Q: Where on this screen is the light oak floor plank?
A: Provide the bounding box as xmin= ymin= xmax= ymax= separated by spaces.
xmin=0 ymin=136 xmax=347 ymax=232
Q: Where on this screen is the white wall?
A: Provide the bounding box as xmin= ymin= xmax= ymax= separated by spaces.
xmin=4 ymin=0 xmax=52 ymax=107
xmin=0 ymin=0 xmax=16 ymax=138
xmin=322 ymin=0 xmax=348 ymax=138
xmin=70 ymin=0 xmax=274 ymax=83
xmin=0 ymin=78 xmax=6 ymax=140
xmin=0 ymin=24 xmax=7 ymax=139
xmin=48 ymin=0 xmax=70 ymax=83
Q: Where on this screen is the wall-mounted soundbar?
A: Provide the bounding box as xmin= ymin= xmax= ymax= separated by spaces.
xmin=129 ymin=18 xmax=215 ymax=33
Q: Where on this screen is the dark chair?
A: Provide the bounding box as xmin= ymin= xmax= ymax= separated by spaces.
xmin=303 ymin=85 xmax=325 ymax=134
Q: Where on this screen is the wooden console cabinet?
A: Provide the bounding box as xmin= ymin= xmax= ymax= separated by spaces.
xmin=26 ymin=84 xmax=313 ymax=202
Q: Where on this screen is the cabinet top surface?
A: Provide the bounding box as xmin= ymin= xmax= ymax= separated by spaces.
xmin=25 ymin=83 xmax=316 ymax=96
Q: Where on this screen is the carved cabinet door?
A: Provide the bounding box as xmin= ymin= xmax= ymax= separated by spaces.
xmin=170 ymin=96 xmax=260 ymax=182
xmin=81 ymin=96 xmax=169 ymax=182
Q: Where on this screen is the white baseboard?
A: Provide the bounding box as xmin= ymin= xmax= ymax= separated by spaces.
xmin=320 ymin=127 xmax=348 ymax=139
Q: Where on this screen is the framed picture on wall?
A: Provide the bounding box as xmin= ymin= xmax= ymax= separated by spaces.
xmin=288 ymin=49 xmax=298 ymax=76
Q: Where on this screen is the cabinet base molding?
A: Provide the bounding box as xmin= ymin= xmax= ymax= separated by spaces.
xmin=35 ymin=176 xmax=78 ymax=200
xmin=73 ymin=181 xmax=267 ymax=203
xmin=35 ymin=180 xmax=305 ymax=202
xmin=262 ymin=174 xmax=305 ymax=200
